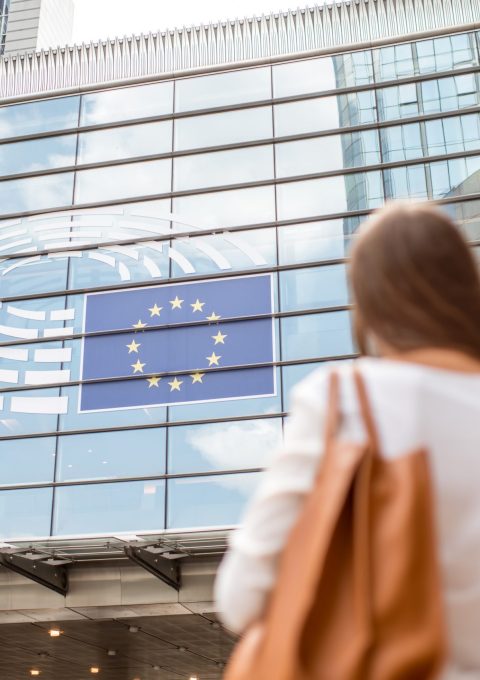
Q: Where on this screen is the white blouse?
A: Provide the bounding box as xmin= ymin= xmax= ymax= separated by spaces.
xmin=215 ymin=357 xmax=480 ymax=678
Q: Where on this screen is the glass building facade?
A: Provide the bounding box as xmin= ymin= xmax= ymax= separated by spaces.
xmin=0 ymin=29 xmax=479 ymax=543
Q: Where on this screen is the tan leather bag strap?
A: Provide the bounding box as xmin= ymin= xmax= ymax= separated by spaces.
xmin=325 ymin=371 xmax=341 ymax=446
xmin=353 ymin=368 xmax=381 ymax=457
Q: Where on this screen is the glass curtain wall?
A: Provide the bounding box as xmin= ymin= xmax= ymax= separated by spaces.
xmin=0 ymin=30 xmax=479 ymax=540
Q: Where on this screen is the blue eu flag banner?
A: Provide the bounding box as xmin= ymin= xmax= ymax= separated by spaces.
xmin=80 ymin=274 xmax=275 ymax=412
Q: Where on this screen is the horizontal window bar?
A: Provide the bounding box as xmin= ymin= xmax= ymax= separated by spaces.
xmin=0 ymin=63 xmax=478 ymax=146
xmin=0 ymin=467 xmax=265 ymax=493
xmin=1 ymin=105 xmax=480 ymax=184
xmin=2 ymin=122 xmax=480 ymax=186
xmin=1 ymin=193 xmax=479 ymax=305
xmin=0 ymin=353 xmax=356 ymax=441
xmin=0 ymin=323 xmax=355 ymax=394
xmin=0 ymin=301 xmax=353 ymax=351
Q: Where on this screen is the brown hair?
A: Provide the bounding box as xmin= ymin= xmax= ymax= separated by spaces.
xmin=350 ymin=202 xmax=480 ymax=360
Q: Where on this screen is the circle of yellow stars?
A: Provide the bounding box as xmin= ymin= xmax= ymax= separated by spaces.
xmin=125 ymin=294 xmax=227 ymax=393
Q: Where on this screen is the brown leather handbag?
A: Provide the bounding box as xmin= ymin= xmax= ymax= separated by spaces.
xmin=225 ymin=368 xmax=447 ymax=680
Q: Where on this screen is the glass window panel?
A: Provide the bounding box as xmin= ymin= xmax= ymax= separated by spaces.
xmin=173 ymin=185 xmax=275 ymax=228
xmin=74 ymin=159 xmax=172 ymax=204
xmin=0 ymin=386 xmax=61 ymax=437
xmin=374 ymin=43 xmax=415 ymax=81
xmin=175 ymin=107 xmax=273 ymax=150
xmin=0 ymin=487 xmax=53 ymax=539
xmin=167 ymin=472 xmax=260 ymax=529
xmin=0 ymin=172 xmax=74 ymax=216
xmin=282 ymin=359 xmax=352 ymax=411
xmin=279 ymin=264 xmax=349 ymax=312
xmin=421 ymin=74 xmax=480 ymax=114
xmin=442 ymin=198 xmax=480 ymax=242
xmin=281 ymin=310 xmax=354 ymax=360
xmin=174 ymin=146 xmax=274 ymax=191
xmin=0 ymin=96 xmax=80 ymax=139
xmin=276 ymin=171 xmax=384 ymax=221
xmin=77 ymin=121 xmax=172 ymax=165
xmin=274 ymin=91 xmax=377 ymax=137
xmin=53 ymin=479 xmax=165 ymax=535
xmin=0 ymin=437 xmax=56 ymax=485
xmin=425 ymin=114 xmax=480 ymax=157
xmin=168 ymin=418 xmax=282 ymax=474
xmin=416 ymin=33 xmax=478 ymax=74
xmin=175 ymin=67 xmax=271 ymax=112
xmin=80 ymin=82 xmax=174 ymax=125
xmin=377 ymin=83 xmax=419 ymax=121
xmin=433 ymin=156 xmax=480 ymax=199
xmin=273 ymin=51 xmax=373 ymax=98
xmin=0 ymin=253 xmax=69 ymax=298
xmin=56 ymin=428 xmax=166 ymax=482
xmin=278 ymin=219 xmax=359 ymax=264
xmin=381 ymin=123 xmax=423 ymax=162
xmin=384 ymin=164 xmax=429 ymax=200
xmin=275 ymin=130 xmax=380 ymax=178
xmin=170 ymin=227 xmax=277 ymax=279
xmin=0 ymin=134 xmax=77 ymax=176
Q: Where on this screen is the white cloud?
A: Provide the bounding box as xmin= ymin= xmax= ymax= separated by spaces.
xmin=72 ymin=0 xmax=300 ymax=44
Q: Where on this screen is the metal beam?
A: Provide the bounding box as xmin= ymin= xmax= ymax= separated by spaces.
xmin=0 ymin=551 xmax=69 ymax=595
xmin=124 ymin=544 xmax=181 ymax=590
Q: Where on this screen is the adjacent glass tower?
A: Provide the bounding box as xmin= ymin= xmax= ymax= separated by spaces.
xmin=0 ymin=7 xmax=479 ymax=546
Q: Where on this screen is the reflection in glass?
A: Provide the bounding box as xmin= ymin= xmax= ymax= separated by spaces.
xmin=276 ymin=171 xmax=384 ymax=220
xmin=275 ymin=130 xmax=380 ymax=178
xmin=170 ymin=227 xmax=277 ymax=278
xmin=381 ymin=123 xmax=423 ymax=162
xmin=0 ymin=487 xmax=53 ymax=538
xmin=430 ymin=155 xmax=480 ymax=199
xmin=168 ymin=418 xmax=282 ymax=474
xmin=425 ymin=114 xmax=480 ymax=156
xmin=80 ymin=82 xmax=174 ymax=125
xmin=278 ymin=219 xmax=359 ymax=264
xmin=281 ymin=310 xmax=354 ymax=360
xmin=74 ymin=159 xmax=172 ymax=204
xmin=173 ymin=185 xmax=275 ymax=228
xmin=57 ymin=428 xmax=166 ymax=482
xmin=280 ymin=264 xmax=349 ymax=312
xmin=167 ymin=472 xmax=260 ymax=529
xmin=175 ymin=67 xmax=271 ymax=111
xmin=420 ymin=74 xmax=480 ymax=115
xmin=0 ymin=135 xmax=77 ymax=176
xmin=0 ymin=96 xmax=80 ymax=139
xmin=377 ymin=82 xmax=419 ymax=121
xmin=273 ymin=51 xmax=373 ymax=98
xmin=384 ymin=165 xmax=428 ymax=200
xmin=175 ymin=107 xmax=273 ymax=150
xmin=442 ymin=198 xmax=480 ymax=242
xmin=0 ymin=437 xmax=56 ymax=485
xmin=77 ymin=121 xmax=173 ymax=164
xmin=53 ymin=479 xmax=165 ymax=535
xmin=0 ymin=172 xmax=74 ymax=216
xmin=174 ymin=145 xmax=274 ymax=191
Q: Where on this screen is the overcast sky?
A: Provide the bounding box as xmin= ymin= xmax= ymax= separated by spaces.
xmin=72 ymin=0 xmax=304 ymax=44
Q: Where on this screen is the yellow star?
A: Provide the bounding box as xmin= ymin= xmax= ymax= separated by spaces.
xmin=133 ymin=319 xmax=147 ymax=329
xmin=206 ymin=352 xmax=221 ymax=366
xmin=212 ymin=331 xmax=227 ymax=345
xmin=168 ymin=377 xmax=183 ymax=391
xmin=147 ymin=376 xmax=161 ymax=388
xmin=131 ymin=359 xmax=146 ymax=373
xmin=126 ymin=339 xmax=141 ymax=353
xmin=148 ymin=304 xmax=162 ymax=317
xmin=191 ymin=299 xmax=205 ymax=313
xmin=170 ymin=296 xmax=184 ymax=309
xmin=206 ymin=311 xmax=221 ymax=322
xmin=190 ymin=372 xmax=205 ymax=384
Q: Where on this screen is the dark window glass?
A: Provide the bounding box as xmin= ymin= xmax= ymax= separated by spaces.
xmin=168 ymin=418 xmax=282 ymax=474
xmin=0 ymin=96 xmax=80 ymax=139
xmin=0 ymin=437 xmax=56 ymax=485
xmin=0 ymin=134 xmax=77 ymax=176
xmin=52 ymin=479 xmax=166 ymax=535
xmin=0 ymin=172 xmax=74 ymax=216
xmin=80 ymin=82 xmax=173 ymax=125
xmin=0 ymin=487 xmax=53 ymax=539
xmin=167 ymin=472 xmax=260 ymax=529
xmin=56 ymin=428 xmax=166 ymax=482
